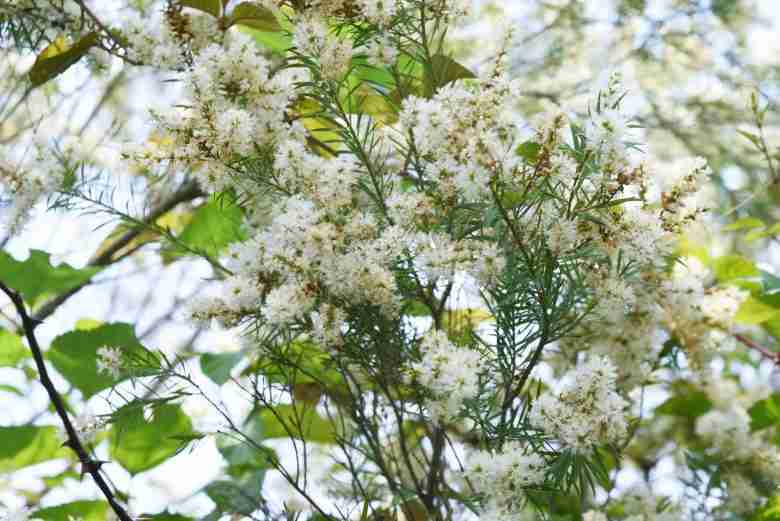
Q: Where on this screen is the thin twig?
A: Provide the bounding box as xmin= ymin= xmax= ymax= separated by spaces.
xmin=0 ymin=281 xmax=134 ymax=521
xmin=735 ymin=333 xmax=780 ymax=366
xmin=31 ymin=181 xmax=203 ymax=324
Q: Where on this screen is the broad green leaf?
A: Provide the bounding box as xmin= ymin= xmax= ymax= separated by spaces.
xmin=180 ymin=0 xmax=221 ymax=17
xmin=735 ymin=297 xmax=780 ymax=325
xmin=33 ymin=500 xmax=107 ymax=521
xmin=218 ymin=412 xmax=276 ymax=479
xmin=724 ymin=217 xmax=764 ymax=231
xmin=749 ymin=394 xmax=780 ymax=431
xmin=200 ymin=351 xmax=244 ymax=385
xmin=751 ymin=493 xmax=780 ymax=520
xmin=206 ymin=476 xmax=265 ymax=515
xmin=423 ymin=54 xmax=476 ymax=97
xmin=0 ymin=426 xmax=69 ymax=472
xmin=243 ymin=26 xmax=292 ymax=54
xmin=28 ymin=32 xmax=99 ymax=87
xmin=163 ymin=193 xmax=245 ymax=262
xmin=110 ymin=402 xmax=196 ymax=474
xmin=247 ymin=340 xmax=342 ymax=387
xmin=257 ymin=403 xmax=337 ymax=443
xmin=0 ymin=249 xmax=99 ymax=307
xmin=655 ymin=387 xmax=712 ymax=418
xmin=403 ymin=300 xmax=432 ymax=317
xmin=48 ymin=322 xmax=158 ymax=399
xmin=712 ymin=254 xmax=759 ymax=283
xmin=0 ymin=329 xmax=27 ymax=367
xmin=228 ymin=2 xmax=281 ymax=31
xmin=517 ymin=141 xmax=542 ymax=163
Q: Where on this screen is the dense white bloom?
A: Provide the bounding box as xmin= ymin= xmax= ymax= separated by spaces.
xmin=293 ymin=16 xmax=354 ymax=80
xmin=465 ymin=441 xmax=546 ymax=520
xmin=411 ymin=330 xmax=485 ymax=422
xmin=96 ymin=346 xmax=123 ymax=379
xmin=530 ymin=356 xmax=628 ymax=451
xmin=71 ymin=412 xmax=104 ymax=444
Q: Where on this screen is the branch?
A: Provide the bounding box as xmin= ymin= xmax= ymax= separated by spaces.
xmin=0 ymin=281 xmax=133 ymax=521
xmin=735 ymin=333 xmax=780 ymax=366
xmin=31 ymin=181 xmax=203 ymax=324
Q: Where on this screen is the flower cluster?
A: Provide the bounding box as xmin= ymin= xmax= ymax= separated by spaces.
xmin=463 ymin=441 xmax=546 ymax=521
xmin=530 ymin=356 xmax=629 ymax=452
xmin=410 ymin=330 xmax=484 ymax=422
xmin=96 ymin=346 xmax=123 ymax=379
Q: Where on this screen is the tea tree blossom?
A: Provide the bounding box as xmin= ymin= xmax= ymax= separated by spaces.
xmin=96 ymin=346 xmax=123 ymax=379
xmin=410 ymin=330 xmax=484 ymax=422
xmin=530 ymin=356 xmax=629 ymax=452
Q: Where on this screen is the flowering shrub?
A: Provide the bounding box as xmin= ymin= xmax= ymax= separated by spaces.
xmin=2 ymin=1 xmax=780 ymax=521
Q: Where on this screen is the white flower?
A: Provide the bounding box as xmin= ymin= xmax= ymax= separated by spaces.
xmin=530 ymin=355 xmax=628 ymax=452
xmin=96 ymin=346 xmax=123 ymax=379
xmin=465 ymin=442 xmax=546 ymax=520
xmin=411 ymin=330 xmax=484 ymax=422
xmin=71 ymin=412 xmax=104 ymax=444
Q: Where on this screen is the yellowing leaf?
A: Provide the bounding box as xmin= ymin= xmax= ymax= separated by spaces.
xmin=28 ymin=32 xmax=98 ymax=87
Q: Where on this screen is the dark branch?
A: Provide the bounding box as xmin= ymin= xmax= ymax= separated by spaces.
xmin=0 ymin=281 xmax=134 ymax=521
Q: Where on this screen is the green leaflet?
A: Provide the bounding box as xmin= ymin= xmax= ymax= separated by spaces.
xmin=0 ymin=249 xmax=99 ymax=308
xmin=109 ymin=402 xmax=198 ymax=474
xmin=47 ymin=322 xmax=159 ymax=399
xmin=0 ymin=425 xmax=69 ymax=472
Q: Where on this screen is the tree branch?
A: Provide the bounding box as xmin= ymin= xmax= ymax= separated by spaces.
xmin=735 ymin=333 xmax=780 ymax=366
xmin=31 ymin=181 xmax=203 ymax=324
xmin=0 ymin=281 xmax=134 ymax=521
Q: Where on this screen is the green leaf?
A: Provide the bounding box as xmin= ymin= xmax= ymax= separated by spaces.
xmin=424 ymin=54 xmax=476 ymax=97
xmin=243 ymin=26 xmax=292 ymax=54
xmin=0 ymin=329 xmax=28 ymax=367
xmin=751 ymin=493 xmax=780 ymax=521
xmin=33 ymin=500 xmax=108 ymax=521
xmin=735 ymin=297 xmax=780 ymax=325
xmin=48 ymin=322 xmax=157 ymax=399
xmin=205 ymin=477 xmax=264 ymax=515
xmin=0 ymin=249 xmax=99 ymax=307
xmin=200 ymin=351 xmax=244 ymax=385
xmin=180 ymin=0 xmax=221 ymax=17
xmin=725 ymin=217 xmax=764 ymax=231
xmin=257 ymin=403 xmax=337 ymax=443
xmin=163 ymin=192 xmax=245 ymax=262
xmin=228 ymin=2 xmax=281 ymax=31
xmin=749 ymin=394 xmax=780 ymax=431
xmin=247 ymin=340 xmax=343 ymax=387
xmin=110 ymin=402 xmax=196 ymax=474
xmin=28 ymin=32 xmax=99 ymax=87
xmin=0 ymin=426 xmax=69 ymax=472
xmin=516 ymin=141 xmax=542 ymax=163
xmin=712 ymin=254 xmax=759 ymax=283
xmin=655 ymin=386 xmax=712 ymax=418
